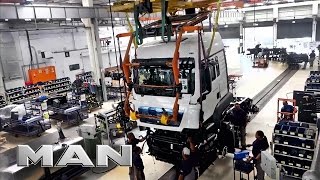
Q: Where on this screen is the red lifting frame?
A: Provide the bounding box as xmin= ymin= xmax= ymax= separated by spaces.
xmin=117 ymin=26 xmax=203 ymax=124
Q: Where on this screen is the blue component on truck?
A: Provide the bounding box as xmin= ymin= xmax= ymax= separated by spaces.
xmin=138 ymin=106 xmax=184 ymax=126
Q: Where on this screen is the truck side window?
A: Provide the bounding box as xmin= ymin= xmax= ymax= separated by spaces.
xmin=215 ymin=58 xmax=220 ymax=77
xmin=210 ymin=65 xmax=216 ymax=81
xmin=201 ymin=68 xmax=211 ymax=93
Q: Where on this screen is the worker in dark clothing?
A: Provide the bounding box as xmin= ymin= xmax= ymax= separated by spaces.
xmin=248 ymin=131 xmax=269 ymax=180
xmin=231 ymin=103 xmax=248 ymax=150
xmin=133 ymin=146 xmax=145 ymax=180
xmin=72 ymin=75 xmax=83 ymax=88
xmin=309 ymin=50 xmax=316 ymax=68
xmin=127 ymin=132 xmax=146 ymax=148
xmin=187 ymin=136 xmax=199 ymax=178
xmin=178 ymin=147 xmax=195 ymax=180
xmin=280 ymin=101 xmax=296 ymax=120
xmin=127 ymin=132 xmax=146 ymax=180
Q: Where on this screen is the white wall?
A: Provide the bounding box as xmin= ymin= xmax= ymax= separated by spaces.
xmin=0 ymin=26 xmax=130 ymax=90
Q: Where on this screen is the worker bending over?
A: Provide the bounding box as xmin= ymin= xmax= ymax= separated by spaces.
xmin=231 ymin=103 xmax=248 ymax=150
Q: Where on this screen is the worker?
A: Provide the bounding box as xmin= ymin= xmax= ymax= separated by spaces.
xmin=248 ymin=130 xmax=269 ymax=180
xmin=72 ymin=75 xmax=83 ymax=89
xmin=178 ymin=147 xmax=195 ymax=180
xmin=133 ymin=146 xmax=145 ymax=180
xmin=309 ymin=50 xmax=316 ymax=68
xmin=281 ymin=101 xmax=297 ymax=120
xmin=231 ymin=103 xmax=248 ymax=150
xmin=126 ymin=132 xmax=146 ymax=180
xmin=187 ymin=136 xmax=200 ymax=178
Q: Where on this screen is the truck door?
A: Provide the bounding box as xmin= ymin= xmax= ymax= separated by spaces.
xmin=201 ymin=64 xmax=220 ymax=122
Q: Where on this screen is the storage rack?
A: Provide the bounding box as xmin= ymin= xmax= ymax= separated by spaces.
xmin=305 ymin=71 xmax=320 ymax=91
xmin=0 ymin=94 xmax=7 ymax=108
xmin=43 ymin=77 xmax=71 ymax=95
xmin=5 ymin=87 xmax=26 ymax=104
xmin=24 ymin=85 xmax=41 ymax=99
xmin=272 ymin=121 xmax=318 ymax=179
xmin=78 ymin=71 xmax=93 ymax=82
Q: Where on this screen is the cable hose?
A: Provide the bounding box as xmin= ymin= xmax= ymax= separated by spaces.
xmin=207 ymin=0 xmax=221 ymax=56
xmin=134 ymin=5 xmax=144 ymax=45
xmin=125 ymin=12 xmax=138 ymax=49
xmin=161 ymin=0 xmax=171 ymax=43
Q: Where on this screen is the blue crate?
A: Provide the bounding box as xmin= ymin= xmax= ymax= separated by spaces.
xmin=234 ymin=151 xmax=249 ymax=160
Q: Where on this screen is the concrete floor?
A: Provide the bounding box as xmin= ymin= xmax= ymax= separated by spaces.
xmin=0 ymin=54 xmax=316 ymax=180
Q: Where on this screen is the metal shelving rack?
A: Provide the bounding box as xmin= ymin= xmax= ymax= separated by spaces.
xmin=43 ymin=77 xmax=71 ymax=95
xmin=0 ymin=94 xmax=6 ymax=108
xmin=272 ymin=122 xmax=318 ymax=179
xmin=5 ymin=87 xmax=26 ymax=104
xmin=78 ymin=71 xmax=93 ymax=82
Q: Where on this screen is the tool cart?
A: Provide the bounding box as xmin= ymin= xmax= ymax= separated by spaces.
xmin=47 ymin=95 xmax=88 ymax=125
xmin=95 ymin=102 xmax=134 ymax=139
xmin=233 ymin=151 xmax=255 ymax=180
xmin=2 ymin=101 xmax=51 ymax=137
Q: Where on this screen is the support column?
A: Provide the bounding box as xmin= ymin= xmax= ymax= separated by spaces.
xmin=312 ymin=15 xmax=317 ymax=42
xmin=239 ymin=21 xmax=244 ymax=54
xmin=82 ymin=0 xmax=107 ymax=101
xmin=273 ymin=21 xmax=277 ymax=47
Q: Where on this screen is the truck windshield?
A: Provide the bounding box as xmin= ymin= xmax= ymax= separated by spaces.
xmin=133 ymin=58 xmax=195 ymax=97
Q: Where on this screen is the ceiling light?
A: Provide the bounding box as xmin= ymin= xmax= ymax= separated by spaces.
xmin=292 ymin=20 xmax=295 ymax=24
xmin=25 ymin=19 xmax=32 ymax=21
xmin=46 ymin=18 xmax=50 ymax=21
xmin=66 ymin=18 xmax=71 ymax=21
xmin=5 ymin=19 xmax=8 ymax=21
xmin=253 ymin=23 xmax=259 ymax=26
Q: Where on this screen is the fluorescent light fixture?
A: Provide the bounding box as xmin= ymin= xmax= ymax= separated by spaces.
xmin=25 ymin=19 xmax=32 ymax=21
xmin=271 ymin=1 xmax=279 ymax=4
xmin=114 ymin=18 xmax=120 ymax=21
xmin=129 ymin=18 xmax=134 ymax=21
xmin=46 ymin=18 xmax=50 ymax=21
xmin=5 ymin=19 xmax=8 ymax=21
xmin=66 ymin=18 xmax=71 ymax=21
xmin=224 ymin=24 xmax=229 ymax=28
xmin=253 ymin=23 xmax=259 ymax=26
xmin=292 ymin=20 xmax=295 ymax=23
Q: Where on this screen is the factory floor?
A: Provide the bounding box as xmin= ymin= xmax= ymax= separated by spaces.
xmin=78 ymin=55 xmax=309 ymax=180
xmin=0 ymin=55 xmax=316 ymax=180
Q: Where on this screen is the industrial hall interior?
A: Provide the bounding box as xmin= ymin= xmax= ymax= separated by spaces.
xmin=1 ymin=0 xmax=320 ymax=180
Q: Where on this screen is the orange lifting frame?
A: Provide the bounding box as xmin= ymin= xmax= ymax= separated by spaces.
xmin=277 ymin=98 xmax=297 ymax=122
xmin=117 ymin=26 xmax=203 ymax=124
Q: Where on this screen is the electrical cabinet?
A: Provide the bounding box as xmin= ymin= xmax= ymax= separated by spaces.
xmin=28 ymin=66 xmax=56 ymax=84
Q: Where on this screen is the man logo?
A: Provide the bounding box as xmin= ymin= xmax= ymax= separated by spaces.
xmin=17 ymin=145 xmax=132 ymax=167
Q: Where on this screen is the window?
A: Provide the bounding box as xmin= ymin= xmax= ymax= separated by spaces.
xmin=209 ymin=64 xmax=216 ymax=81
xmin=201 ymin=68 xmax=211 ymax=93
xmin=215 ymin=56 xmax=220 ymax=77
xmin=69 ymin=64 xmax=80 ymax=71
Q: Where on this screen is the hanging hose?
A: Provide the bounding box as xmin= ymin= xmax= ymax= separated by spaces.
xmin=161 ymin=0 xmax=172 ymax=43
xmin=134 ymin=5 xmax=144 ymax=45
xmin=125 ymin=12 xmax=138 ymax=49
xmin=207 ymin=0 xmax=221 ymax=56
